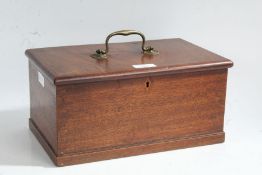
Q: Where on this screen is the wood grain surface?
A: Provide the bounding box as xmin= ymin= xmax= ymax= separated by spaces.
xmin=30 ymin=119 xmax=225 ymax=166
xmin=29 ymin=60 xmax=57 ymax=154
xmin=56 ymin=69 xmax=227 ymax=156
xmin=26 ymin=38 xmax=233 ymax=85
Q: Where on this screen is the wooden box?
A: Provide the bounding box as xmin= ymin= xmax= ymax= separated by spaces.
xmin=26 ymin=30 xmax=233 ymax=166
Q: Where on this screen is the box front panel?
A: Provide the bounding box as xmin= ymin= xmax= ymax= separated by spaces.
xmin=56 ymin=69 xmax=227 ymax=155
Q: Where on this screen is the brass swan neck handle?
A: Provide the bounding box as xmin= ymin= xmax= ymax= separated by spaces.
xmin=90 ymin=30 xmax=159 ymax=59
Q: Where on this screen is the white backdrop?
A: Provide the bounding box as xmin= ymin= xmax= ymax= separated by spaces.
xmin=0 ymin=0 xmax=262 ymax=174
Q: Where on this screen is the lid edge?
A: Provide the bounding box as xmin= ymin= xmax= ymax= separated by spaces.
xmin=54 ymin=61 xmax=233 ymax=85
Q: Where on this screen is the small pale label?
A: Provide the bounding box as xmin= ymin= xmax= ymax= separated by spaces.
xmin=132 ymin=64 xmax=157 ymax=69
xmin=38 ymin=71 xmax=45 ymax=87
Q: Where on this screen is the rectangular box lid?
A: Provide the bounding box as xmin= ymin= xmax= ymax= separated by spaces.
xmin=26 ymin=38 xmax=233 ymax=85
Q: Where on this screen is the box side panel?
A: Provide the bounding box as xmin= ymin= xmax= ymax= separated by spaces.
xmin=29 ymin=60 xmax=57 ymax=154
xmin=56 ymin=69 xmax=227 ymax=155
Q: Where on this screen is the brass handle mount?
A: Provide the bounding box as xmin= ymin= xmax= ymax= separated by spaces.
xmin=90 ymin=30 xmax=159 ymax=59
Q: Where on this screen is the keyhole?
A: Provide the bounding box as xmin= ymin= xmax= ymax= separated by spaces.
xmin=146 ymin=81 xmax=150 ymax=88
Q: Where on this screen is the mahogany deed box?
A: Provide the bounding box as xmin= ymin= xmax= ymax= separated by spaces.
xmin=26 ymin=30 xmax=233 ymax=166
